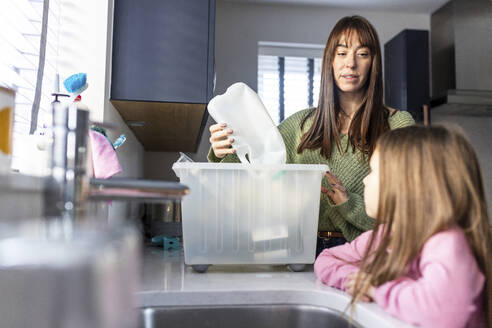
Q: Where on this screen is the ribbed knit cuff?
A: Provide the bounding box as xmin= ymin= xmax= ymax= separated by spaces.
xmin=331 ymin=192 xmax=355 ymax=215
xmin=207 ymin=147 xmax=222 ymax=163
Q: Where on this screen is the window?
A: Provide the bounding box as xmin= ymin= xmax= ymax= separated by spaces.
xmin=0 ymin=0 xmax=61 ymax=171
xmin=258 ymin=42 xmax=324 ymax=125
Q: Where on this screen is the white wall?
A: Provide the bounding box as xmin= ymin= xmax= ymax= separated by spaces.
xmin=214 ymin=1 xmax=430 ymax=95
xmin=57 ymin=0 xmax=108 ymax=122
xmin=57 ymin=0 xmax=144 ymax=221
xmin=144 ymin=0 xmax=430 ymax=181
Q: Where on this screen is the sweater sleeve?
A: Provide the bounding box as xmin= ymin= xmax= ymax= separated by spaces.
xmin=389 ymin=110 xmax=415 ymax=130
xmin=332 ymin=191 xmax=375 ymax=233
xmin=372 ymin=229 xmax=485 ymax=328
xmin=328 ymin=110 xmax=413 ymax=237
xmin=314 ymin=230 xmax=373 ymax=289
xmin=207 ymin=146 xmax=222 ymax=162
xmin=318 ymin=192 xmax=372 ymax=242
xmin=207 ymin=146 xmax=241 ymax=163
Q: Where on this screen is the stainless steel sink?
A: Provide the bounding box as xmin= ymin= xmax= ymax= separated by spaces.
xmin=139 ymin=304 xmax=362 ymax=328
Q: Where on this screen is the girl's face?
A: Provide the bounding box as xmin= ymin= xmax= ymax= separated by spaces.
xmin=363 ymin=149 xmax=379 ymax=218
xmin=332 ymin=32 xmax=372 ymax=94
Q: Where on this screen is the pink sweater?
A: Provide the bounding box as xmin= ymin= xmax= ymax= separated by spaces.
xmin=314 ymin=227 xmax=485 ymax=328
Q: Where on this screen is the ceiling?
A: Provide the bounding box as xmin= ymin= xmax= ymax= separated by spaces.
xmin=222 ymin=0 xmax=450 ymax=14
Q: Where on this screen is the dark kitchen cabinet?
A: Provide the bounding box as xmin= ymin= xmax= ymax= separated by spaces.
xmin=384 ymin=29 xmax=429 ymax=122
xmin=111 ymin=0 xmax=215 ymax=152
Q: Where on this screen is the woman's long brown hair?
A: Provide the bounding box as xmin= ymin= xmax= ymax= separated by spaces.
xmin=297 ymin=15 xmax=389 ymax=159
xmin=352 ymin=125 xmax=492 ymax=327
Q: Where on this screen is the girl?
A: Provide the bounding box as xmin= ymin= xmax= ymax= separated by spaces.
xmin=314 ymin=125 xmax=491 ymax=327
xmin=208 ymin=16 xmax=414 ymax=254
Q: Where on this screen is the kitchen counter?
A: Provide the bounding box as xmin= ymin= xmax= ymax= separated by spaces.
xmin=138 ymin=246 xmax=414 ymax=328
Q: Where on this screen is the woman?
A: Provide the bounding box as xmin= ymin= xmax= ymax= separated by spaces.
xmin=208 ymin=16 xmax=414 ymax=255
xmin=314 ymin=125 xmax=491 ymax=328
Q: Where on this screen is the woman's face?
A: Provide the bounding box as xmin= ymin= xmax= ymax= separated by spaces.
xmin=363 ymin=149 xmax=379 ymax=218
xmin=332 ymin=32 xmax=372 ymax=94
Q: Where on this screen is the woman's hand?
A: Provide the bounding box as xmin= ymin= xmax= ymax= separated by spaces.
xmin=209 ymin=123 xmax=236 ymax=159
xmin=321 ymin=171 xmax=349 ymax=205
xmin=344 ymin=272 xmax=375 ymax=302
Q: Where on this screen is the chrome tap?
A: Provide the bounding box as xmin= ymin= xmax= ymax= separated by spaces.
xmin=44 ymin=101 xmax=189 ymax=226
xmin=44 ymin=102 xmax=89 ymax=223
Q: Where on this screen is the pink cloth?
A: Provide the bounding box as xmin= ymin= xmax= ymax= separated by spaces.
xmin=89 ymin=130 xmax=122 ymax=179
xmin=314 ymin=228 xmax=485 ymax=328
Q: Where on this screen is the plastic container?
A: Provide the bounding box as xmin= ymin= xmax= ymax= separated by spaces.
xmin=172 ymin=162 xmax=328 ymax=272
xmin=207 ymin=82 xmax=286 ymax=164
xmin=0 ymin=86 xmax=14 ymax=174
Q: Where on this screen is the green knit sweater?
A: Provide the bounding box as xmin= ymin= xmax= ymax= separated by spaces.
xmin=208 ymin=108 xmax=415 ymax=241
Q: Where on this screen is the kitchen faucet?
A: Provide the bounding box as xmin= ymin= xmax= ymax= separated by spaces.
xmin=44 ymin=101 xmax=189 ymax=227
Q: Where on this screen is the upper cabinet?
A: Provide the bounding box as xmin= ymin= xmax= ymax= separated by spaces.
xmin=111 ymin=0 xmax=215 ymax=152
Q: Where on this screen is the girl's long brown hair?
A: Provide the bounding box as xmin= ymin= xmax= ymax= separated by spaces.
xmin=297 ymin=16 xmax=389 ymax=159
xmin=352 ymin=125 xmax=492 ymax=327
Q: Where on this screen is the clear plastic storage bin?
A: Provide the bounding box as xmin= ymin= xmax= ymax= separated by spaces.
xmin=172 ymin=163 xmax=328 ymax=272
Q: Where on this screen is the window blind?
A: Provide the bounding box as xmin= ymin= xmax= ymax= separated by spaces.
xmin=313 ymin=57 xmax=322 ymax=107
xmin=258 ymin=55 xmax=280 ymax=124
xmin=0 ymin=0 xmax=60 ymax=171
xmin=284 ymin=56 xmax=309 ymax=120
xmin=258 ymin=51 xmax=323 ymax=125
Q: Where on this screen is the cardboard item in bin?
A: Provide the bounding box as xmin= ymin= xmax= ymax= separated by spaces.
xmin=207 ymin=82 xmax=286 ymax=164
xmin=252 ymin=225 xmax=289 ymax=255
xmin=252 ymin=225 xmax=288 ymax=244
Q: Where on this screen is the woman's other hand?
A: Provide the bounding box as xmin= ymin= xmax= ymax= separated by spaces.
xmin=322 ymin=171 xmax=349 ymax=205
xmin=344 ymin=272 xmax=375 ymax=302
xmin=209 ymin=123 xmax=236 ymax=159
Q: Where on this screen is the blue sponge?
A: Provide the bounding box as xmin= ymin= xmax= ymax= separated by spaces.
xmin=151 ymin=235 xmax=180 ymax=251
xmin=64 ymin=73 xmax=87 ymax=94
